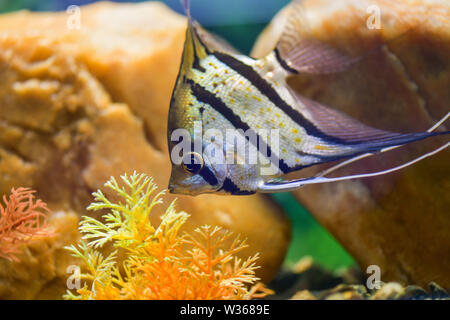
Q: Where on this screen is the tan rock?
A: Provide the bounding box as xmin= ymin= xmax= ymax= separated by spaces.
xmin=0 ymin=211 xmax=80 ymax=299
xmin=0 ymin=2 xmax=290 ymax=299
xmin=253 ymin=0 xmax=449 ymax=288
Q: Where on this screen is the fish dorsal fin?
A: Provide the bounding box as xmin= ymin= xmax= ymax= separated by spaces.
xmin=181 ymin=0 xmax=240 ymax=55
xmin=275 ymin=0 xmax=359 ymax=74
xmin=287 ymin=86 xmax=441 ymax=152
xmin=178 ymin=0 xmax=207 ymax=75
xmin=181 ymin=0 xmax=192 ymax=21
xmin=195 ymin=23 xmax=242 ymax=55
xmin=288 ymin=88 xmax=397 ymax=143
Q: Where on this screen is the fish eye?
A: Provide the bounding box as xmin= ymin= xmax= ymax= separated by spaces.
xmin=181 ymin=152 xmax=204 ymax=174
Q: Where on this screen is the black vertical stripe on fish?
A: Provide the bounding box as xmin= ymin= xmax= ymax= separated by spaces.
xmin=186 ymin=79 xmax=290 ymax=174
xmin=211 ymin=51 xmax=357 ymax=145
xmin=185 ymin=138 xmax=219 ymax=186
xmin=186 ymin=142 xmax=219 ymax=186
xmin=188 ymin=26 xmax=207 ymax=73
xmin=191 ymin=41 xmax=206 ymax=73
xmin=193 ymin=58 xmax=206 ymax=73
xmin=274 ymin=47 xmax=299 ymax=74
xmin=198 ymin=165 xmax=219 ymax=186
xmin=192 ymin=24 xmax=212 ymax=55
xmin=218 ymin=178 xmax=255 ymax=195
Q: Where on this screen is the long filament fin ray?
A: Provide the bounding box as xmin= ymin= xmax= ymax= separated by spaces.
xmin=259 ymin=142 xmax=449 ymax=193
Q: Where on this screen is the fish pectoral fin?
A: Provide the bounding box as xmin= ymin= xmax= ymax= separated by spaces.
xmin=275 ymin=0 xmax=359 ymax=74
xmin=288 ymin=87 xmax=443 ymax=152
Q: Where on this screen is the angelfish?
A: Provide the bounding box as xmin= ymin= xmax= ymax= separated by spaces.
xmin=167 ymin=0 xmax=449 ymax=196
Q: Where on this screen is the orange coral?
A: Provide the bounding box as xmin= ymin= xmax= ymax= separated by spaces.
xmin=65 ymin=173 xmax=272 ymax=300
xmin=0 ymin=187 xmax=53 ymax=261
xmin=126 ymin=225 xmax=270 ymax=300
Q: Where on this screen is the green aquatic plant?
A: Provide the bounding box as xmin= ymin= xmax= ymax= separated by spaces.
xmin=65 ymin=172 xmax=271 ymax=300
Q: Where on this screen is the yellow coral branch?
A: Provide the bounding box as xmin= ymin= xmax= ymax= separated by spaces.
xmin=65 ymin=172 xmax=272 ymax=300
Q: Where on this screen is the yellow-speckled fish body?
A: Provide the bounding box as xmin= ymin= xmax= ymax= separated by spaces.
xmin=167 ymin=0 xmax=449 ymax=196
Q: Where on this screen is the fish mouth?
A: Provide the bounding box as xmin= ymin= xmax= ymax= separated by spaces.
xmin=167 ymin=181 xmax=222 ymax=196
xmin=168 ymin=183 xmax=184 ymax=195
xmin=167 ymin=184 xmax=199 ymax=196
xmin=167 ymin=182 xmax=197 ymax=196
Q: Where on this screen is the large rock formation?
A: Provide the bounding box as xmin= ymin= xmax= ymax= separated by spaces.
xmin=253 ymin=0 xmax=449 ymax=288
xmin=0 ymin=2 xmax=290 ymax=299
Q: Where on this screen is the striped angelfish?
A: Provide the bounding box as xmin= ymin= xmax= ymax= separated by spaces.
xmin=167 ymin=0 xmax=449 ymax=196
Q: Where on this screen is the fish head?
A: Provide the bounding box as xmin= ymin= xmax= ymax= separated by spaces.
xmin=168 ymin=97 xmax=229 ymax=196
xmin=167 ymin=146 xmax=229 ymax=195
xmin=167 ymin=51 xmax=230 ymax=195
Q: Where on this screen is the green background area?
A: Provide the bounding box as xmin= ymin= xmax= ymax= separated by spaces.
xmin=273 ymin=193 xmax=354 ymax=269
xmin=0 ymin=0 xmax=355 ymax=270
